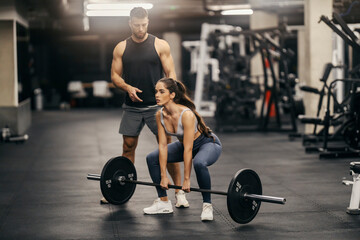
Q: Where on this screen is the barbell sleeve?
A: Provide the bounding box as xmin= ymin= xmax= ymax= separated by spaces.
xmin=244 ymin=193 xmax=286 ymax=205
xmin=87 ymin=174 xmax=101 ymax=181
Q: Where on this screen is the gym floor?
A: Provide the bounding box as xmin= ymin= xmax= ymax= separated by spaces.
xmin=0 ymin=109 xmax=360 ymax=240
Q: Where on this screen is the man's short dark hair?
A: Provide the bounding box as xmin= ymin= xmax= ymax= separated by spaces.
xmin=130 ymin=7 xmax=148 ymax=19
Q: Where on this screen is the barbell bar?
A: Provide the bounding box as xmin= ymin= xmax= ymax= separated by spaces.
xmin=127 ymin=178 xmax=286 ymax=204
xmin=87 ymin=156 xmax=286 ymax=224
xmin=87 ymin=174 xmax=285 ymax=205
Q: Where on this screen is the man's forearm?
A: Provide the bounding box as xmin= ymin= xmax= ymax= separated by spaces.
xmin=112 ymin=74 xmax=129 ymax=92
xmin=165 ymin=70 xmax=176 ymax=80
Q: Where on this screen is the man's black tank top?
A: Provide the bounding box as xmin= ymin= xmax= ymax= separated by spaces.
xmin=122 ymin=34 xmax=163 ymax=107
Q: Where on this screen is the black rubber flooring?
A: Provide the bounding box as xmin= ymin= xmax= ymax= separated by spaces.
xmin=1 ymin=109 xmax=360 ymax=240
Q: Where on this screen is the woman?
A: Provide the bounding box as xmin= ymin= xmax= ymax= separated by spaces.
xmin=143 ymin=77 xmax=222 ymax=221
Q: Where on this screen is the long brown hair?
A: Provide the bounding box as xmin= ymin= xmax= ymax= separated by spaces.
xmin=158 ymin=77 xmax=213 ymax=139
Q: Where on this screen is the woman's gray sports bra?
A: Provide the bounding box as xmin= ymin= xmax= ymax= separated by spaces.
xmin=160 ymin=108 xmax=198 ymax=139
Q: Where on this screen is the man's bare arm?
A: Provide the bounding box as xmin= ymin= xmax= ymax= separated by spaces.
xmin=155 ymin=38 xmax=177 ymax=80
xmin=111 ymin=41 xmax=127 ymax=90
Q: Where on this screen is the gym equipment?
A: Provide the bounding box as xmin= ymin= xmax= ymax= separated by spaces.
xmin=214 ymin=79 xmax=260 ymax=132
xmin=290 ymin=63 xmax=347 ymax=143
xmin=298 ymin=64 xmax=346 ymax=132
xmin=342 ymin=162 xmax=360 ymax=214
xmin=188 ymin=23 xmax=245 ymax=117
xmin=294 ymin=13 xmax=360 ymax=158
xmin=207 ymin=25 xmax=299 ymax=132
xmin=99 ymin=156 xmax=137 ymax=205
xmin=1 ymin=126 xmax=29 ymax=143
xmin=87 ymin=156 xmax=286 ymax=224
xmin=343 ymin=119 xmax=360 ymax=150
xmin=305 ymin=78 xmax=360 ymax=158
xmin=319 ymin=13 xmax=360 ymax=51
xmin=231 ymin=30 xmax=298 ymax=132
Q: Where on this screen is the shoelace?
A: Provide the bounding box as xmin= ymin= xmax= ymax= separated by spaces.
xmin=203 ymin=204 xmax=212 ymax=212
xmin=176 ymin=190 xmax=185 ymax=196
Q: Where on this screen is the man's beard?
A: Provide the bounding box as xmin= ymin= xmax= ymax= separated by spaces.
xmin=134 ymin=32 xmax=146 ymax=40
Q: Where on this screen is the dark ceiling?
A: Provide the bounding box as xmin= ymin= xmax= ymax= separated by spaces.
xmin=24 ymin=0 xmax=301 ymax=34
xmin=20 ymin=0 xmax=360 ymax=36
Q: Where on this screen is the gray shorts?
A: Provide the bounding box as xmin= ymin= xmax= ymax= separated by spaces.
xmin=119 ymin=104 xmax=160 ymax=136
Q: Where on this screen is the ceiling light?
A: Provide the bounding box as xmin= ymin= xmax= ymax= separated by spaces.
xmin=86 ymin=3 xmax=153 ymax=10
xmin=83 ymin=16 xmax=90 ymax=31
xmin=221 ymin=9 xmax=253 ymax=15
xmin=85 ymin=3 xmax=153 ymax=17
xmin=86 ymin=10 xmax=131 ymax=17
xmin=208 ymin=4 xmax=251 ymax=11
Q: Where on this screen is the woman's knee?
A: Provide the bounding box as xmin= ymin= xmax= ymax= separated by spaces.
xmin=146 ymin=151 xmax=159 ymax=166
xmin=193 ymin=158 xmax=207 ymax=171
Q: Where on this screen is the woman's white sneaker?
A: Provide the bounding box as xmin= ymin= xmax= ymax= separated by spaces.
xmin=175 ymin=190 xmax=190 ymax=208
xmin=201 ymin=203 xmax=213 ymax=221
xmin=143 ymin=198 xmax=173 ymax=214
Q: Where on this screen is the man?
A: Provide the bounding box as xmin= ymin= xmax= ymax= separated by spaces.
xmin=106 ymin=7 xmax=189 ymax=209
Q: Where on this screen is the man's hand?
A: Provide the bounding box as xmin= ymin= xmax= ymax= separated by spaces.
xmin=160 ymin=176 xmax=171 ymax=190
xmin=127 ymin=86 xmax=143 ymax=102
xmin=182 ymin=179 xmax=191 ymax=193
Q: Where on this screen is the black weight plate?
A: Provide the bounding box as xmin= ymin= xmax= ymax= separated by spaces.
xmin=227 ymin=169 xmax=262 ymax=224
xmin=100 ymin=156 xmax=137 ymax=205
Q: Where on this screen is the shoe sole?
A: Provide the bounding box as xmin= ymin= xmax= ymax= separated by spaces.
xmin=143 ymin=210 xmax=174 ymax=215
xmin=201 ymin=218 xmax=213 ymax=221
xmin=175 ymin=203 xmax=190 ymax=208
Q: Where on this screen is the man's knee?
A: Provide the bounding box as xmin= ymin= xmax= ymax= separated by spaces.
xmin=123 ymin=143 xmax=135 ymax=153
xmin=122 ymin=136 xmax=138 ymax=154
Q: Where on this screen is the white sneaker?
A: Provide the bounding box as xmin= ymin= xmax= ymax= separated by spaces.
xmin=175 ymin=190 xmax=189 ymax=208
xmin=143 ymin=198 xmax=173 ymax=214
xmin=201 ymin=203 xmax=213 ymax=221
xmin=100 ymin=197 xmax=108 ymax=204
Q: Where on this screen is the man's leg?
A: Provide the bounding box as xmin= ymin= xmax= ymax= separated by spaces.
xmin=101 ymin=135 xmax=139 ymax=204
xmin=119 ymin=106 xmax=144 ymax=163
xmin=101 ymin=106 xmax=143 ymax=204
xmin=122 ymin=135 xmax=139 ymax=163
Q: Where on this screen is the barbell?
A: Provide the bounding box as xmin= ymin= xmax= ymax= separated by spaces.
xmin=87 ymin=156 xmax=286 ymax=224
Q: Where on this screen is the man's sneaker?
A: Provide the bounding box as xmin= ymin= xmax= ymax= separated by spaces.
xmin=143 ymin=198 xmax=173 ymax=214
xmin=175 ymin=190 xmax=190 ymax=208
xmin=201 ymin=203 xmax=213 ymax=221
xmin=100 ymin=197 xmax=108 ymax=204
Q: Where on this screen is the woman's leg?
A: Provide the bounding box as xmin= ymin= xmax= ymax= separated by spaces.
xmin=193 ymin=142 xmax=222 ymax=203
xmin=146 ymin=141 xmax=184 ymax=198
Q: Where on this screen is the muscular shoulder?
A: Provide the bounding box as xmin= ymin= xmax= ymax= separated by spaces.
xmin=154 ymin=37 xmax=170 ymax=55
xmin=181 ymin=110 xmax=196 ymax=124
xmin=113 ymin=40 xmax=126 ymax=58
